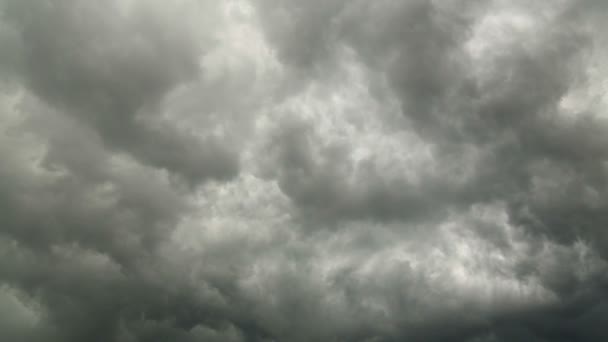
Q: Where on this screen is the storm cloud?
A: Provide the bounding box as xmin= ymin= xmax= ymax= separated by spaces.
xmin=1 ymin=0 xmax=608 ymax=341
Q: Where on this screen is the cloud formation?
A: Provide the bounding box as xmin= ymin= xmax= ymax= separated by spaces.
xmin=1 ymin=0 xmax=608 ymax=341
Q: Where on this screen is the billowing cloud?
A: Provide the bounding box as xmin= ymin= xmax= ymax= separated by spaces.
xmin=1 ymin=0 xmax=608 ymax=341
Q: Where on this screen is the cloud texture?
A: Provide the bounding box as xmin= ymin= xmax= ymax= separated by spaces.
xmin=1 ymin=0 xmax=608 ymax=341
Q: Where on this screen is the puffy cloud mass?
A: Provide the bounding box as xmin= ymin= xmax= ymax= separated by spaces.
xmin=1 ymin=0 xmax=608 ymax=341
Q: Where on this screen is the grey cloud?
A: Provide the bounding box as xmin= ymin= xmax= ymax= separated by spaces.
xmin=251 ymin=0 xmax=608 ymax=339
xmin=256 ymin=0 xmax=608 ymax=246
xmin=2 ymin=0 xmax=608 ymax=341
xmin=253 ymin=0 xmax=348 ymax=69
xmin=0 ymin=2 xmax=246 ymax=339
xmin=1 ymin=0 xmax=238 ymax=183
xmin=265 ymin=118 xmax=471 ymax=225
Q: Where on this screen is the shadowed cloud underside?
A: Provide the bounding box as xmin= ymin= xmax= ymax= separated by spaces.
xmin=1 ymin=0 xmax=608 ymax=341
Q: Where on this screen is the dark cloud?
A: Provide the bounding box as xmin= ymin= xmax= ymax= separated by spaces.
xmin=1 ymin=0 xmax=238 ymax=183
xmin=1 ymin=0 xmax=608 ymax=341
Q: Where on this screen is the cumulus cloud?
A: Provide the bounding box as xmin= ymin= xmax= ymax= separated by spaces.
xmin=1 ymin=0 xmax=608 ymax=341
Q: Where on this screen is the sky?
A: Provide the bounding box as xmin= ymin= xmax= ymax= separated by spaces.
xmin=1 ymin=0 xmax=608 ymax=341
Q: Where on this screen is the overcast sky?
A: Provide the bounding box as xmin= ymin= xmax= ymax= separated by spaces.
xmin=1 ymin=0 xmax=608 ymax=341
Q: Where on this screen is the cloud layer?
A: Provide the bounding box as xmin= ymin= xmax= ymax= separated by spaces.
xmin=1 ymin=0 xmax=608 ymax=341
